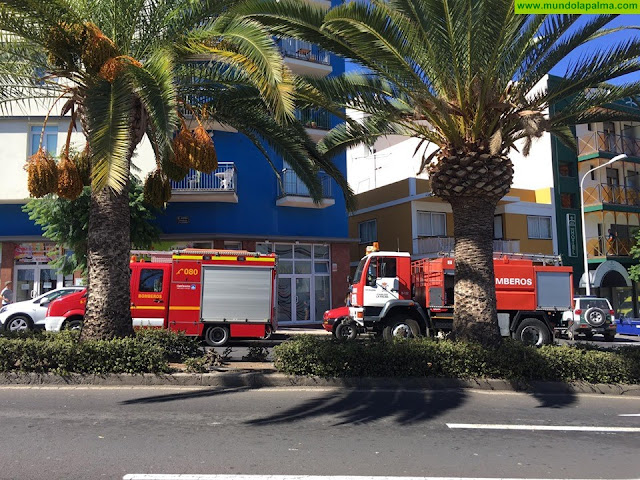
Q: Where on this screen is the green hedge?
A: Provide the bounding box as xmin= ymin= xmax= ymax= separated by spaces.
xmin=0 ymin=329 xmax=202 ymax=375
xmin=273 ymin=336 xmax=640 ymax=384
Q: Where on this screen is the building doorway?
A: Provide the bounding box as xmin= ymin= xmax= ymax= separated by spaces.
xmin=13 ymin=264 xmax=61 ymax=302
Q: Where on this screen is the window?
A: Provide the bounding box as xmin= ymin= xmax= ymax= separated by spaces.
xmin=493 ymin=215 xmax=503 ymax=240
xmin=358 ymin=219 xmax=377 ymax=244
xmin=29 ymin=125 xmax=58 ymax=156
xmin=223 ymin=241 xmax=242 ymax=250
xmin=590 ymin=165 xmax=596 ymax=181
xmin=561 ymin=193 xmax=575 ymax=209
xmin=139 ymin=269 xmax=164 ymax=292
xmin=558 ymin=163 xmax=575 ymax=178
xmin=527 ymin=216 xmax=552 ymax=239
xmin=606 ymin=168 xmax=620 ymax=186
xmin=417 ymin=211 xmax=446 ymax=237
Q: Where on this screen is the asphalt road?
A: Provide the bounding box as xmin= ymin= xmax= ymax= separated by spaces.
xmin=1 ymin=386 xmax=639 ymax=480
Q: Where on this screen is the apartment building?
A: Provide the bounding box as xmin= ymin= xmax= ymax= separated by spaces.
xmin=0 ymin=0 xmax=350 ymax=326
xmin=349 ymin=178 xmax=556 ymax=267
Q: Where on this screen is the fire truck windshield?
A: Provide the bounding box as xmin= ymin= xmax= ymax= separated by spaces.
xmin=353 ymin=258 xmax=367 ymax=284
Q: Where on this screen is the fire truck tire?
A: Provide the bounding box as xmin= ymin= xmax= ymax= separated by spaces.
xmin=65 ymin=318 xmax=83 ymax=331
xmin=335 ymin=321 xmax=358 ymax=341
xmin=205 ymin=325 xmax=230 ymax=347
xmin=514 ymin=318 xmax=551 ymax=347
xmin=262 ymin=325 xmax=273 ymax=340
xmin=383 ymin=318 xmax=421 ymax=341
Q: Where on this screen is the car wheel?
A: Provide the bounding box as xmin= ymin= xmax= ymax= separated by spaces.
xmin=383 ymin=318 xmax=420 ymax=341
xmin=65 ymin=319 xmax=83 ymax=331
xmin=6 ymin=315 xmax=33 ymax=332
xmin=204 ymin=325 xmax=230 ymax=347
xmin=335 ymin=321 xmax=358 ymax=341
xmin=515 ymin=318 xmax=551 ymax=347
xmin=603 ymin=332 xmax=616 ymax=342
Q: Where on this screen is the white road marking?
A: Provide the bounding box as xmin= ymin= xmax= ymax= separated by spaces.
xmin=122 ymin=475 xmax=640 ymax=480
xmin=446 ymin=423 xmax=640 ymax=432
xmin=619 ymin=413 xmax=640 ymax=416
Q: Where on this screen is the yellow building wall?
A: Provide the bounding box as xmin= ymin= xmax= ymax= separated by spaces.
xmin=503 ymin=214 xmax=554 ymax=254
xmin=349 ymin=202 xmax=413 ymax=264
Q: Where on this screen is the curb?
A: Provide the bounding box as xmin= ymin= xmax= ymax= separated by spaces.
xmin=1 ymin=370 xmax=639 ymax=395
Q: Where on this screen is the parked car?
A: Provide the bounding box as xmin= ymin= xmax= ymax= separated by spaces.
xmin=562 ymin=296 xmax=617 ymax=341
xmin=0 ymin=287 xmax=84 ymax=332
xmin=322 ymin=305 xmax=366 ymax=340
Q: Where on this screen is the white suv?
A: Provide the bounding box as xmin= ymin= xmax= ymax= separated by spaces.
xmin=0 ymin=287 xmax=84 ymax=332
xmin=562 ymin=297 xmax=617 ymax=341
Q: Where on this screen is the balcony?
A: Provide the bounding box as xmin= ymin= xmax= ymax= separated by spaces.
xmin=296 ymin=107 xmax=331 ymax=141
xmin=583 ymin=183 xmax=640 ymax=209
xmin=578 ymin=131 xmax=640 ymax=158
xmin=414 ymin=237 xmax=521 ymax=256
xmin=170 ymin=163 xmax=238 ymax=203
xmin=277 ymin=38 xmax=332 ymax=77
xmin=586 ymin=235 xmax=632 ymax=258
xmin=276 ymin=169 xmax=335 ymax=209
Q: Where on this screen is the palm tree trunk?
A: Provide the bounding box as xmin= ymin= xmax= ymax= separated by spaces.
xmin=450 ymin=196 xmax=502 ymax=346
xmin=81 ymin=179 xmax=134 ymax=340
xmin=80 ymin=99 xmax=146 ymax=340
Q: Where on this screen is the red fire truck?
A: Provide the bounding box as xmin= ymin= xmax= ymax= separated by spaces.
xmin=345 ymin=244 xmax=574 ymax=346
xmin=44 ymin=249 xmax=277 ymax=346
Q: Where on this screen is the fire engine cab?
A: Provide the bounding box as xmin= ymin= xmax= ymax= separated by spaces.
xmin=347 ymin=243 xmax=574 ymax=346
xmin=44 ymin=249 xmax=277 ymax=346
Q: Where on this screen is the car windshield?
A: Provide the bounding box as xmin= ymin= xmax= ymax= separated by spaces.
xmin=353 ymin=258 xmax=367 ymax=285
xmin=579 ymin=298 xmax=610 ymax=310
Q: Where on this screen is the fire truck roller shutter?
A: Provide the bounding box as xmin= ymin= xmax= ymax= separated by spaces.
xmin=201 ymin=265 xmax=272 ymax=323
xmin=536 ymin=272 xmax=572 ymax=310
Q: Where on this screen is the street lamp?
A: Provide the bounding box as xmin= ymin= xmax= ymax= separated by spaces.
xmin=580 ymin=153 xmax=628 ymax=295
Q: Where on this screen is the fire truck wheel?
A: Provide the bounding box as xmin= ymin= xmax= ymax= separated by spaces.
xmin=383 ymin=318 xmax=420 ymax=341
xmin=262 ymin=325 xmax=273 ymax=340
xmin=335 ymin=321 xmax=358 ymax=341
xmin=515 ymin=318 xmax=551 ymax=347
xmin=205 ymin=325 xmax=230 ymax=347
xmin=65 ymin=319 xmax=83 ymax=331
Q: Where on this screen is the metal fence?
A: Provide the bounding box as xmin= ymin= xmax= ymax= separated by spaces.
xmin=278 ymin=169 xmax=332 ymax=198
xmin=583 ymin=183 xmax=640 ymax=207
xmin=415 ymin=237 xmax=521 ymax=255
xmin=170 ymin=162 xmax=237 ymax=192
xmin=276 ymin=38 xmax=331 ymax=65
xmin=578 ymin=131 xmax=640 ymax=157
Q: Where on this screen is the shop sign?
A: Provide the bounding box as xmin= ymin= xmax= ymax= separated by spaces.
xmin=566 ymin=213 xmax=578 ymax=258
xmin=14 ymin=243 xmax=61 ymax=263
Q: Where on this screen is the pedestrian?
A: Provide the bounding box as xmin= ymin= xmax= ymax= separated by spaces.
xmin=1 ymin=281 xmax=13 ymax=306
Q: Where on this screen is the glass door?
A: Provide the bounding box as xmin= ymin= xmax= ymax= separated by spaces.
xmin=14 ymin=265 xmax=36 ymax=302
xmin=39 ymin=268 xmax=58 ymax=294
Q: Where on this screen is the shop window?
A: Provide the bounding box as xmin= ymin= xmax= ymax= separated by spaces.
xmin=358 ymin=219 xmax=377 ymax=244
xmin=527 ymin=215 xmax=552 ymax=239
xmin=223 ymin=241 xmax=242 ymax=250
xmin=139 ymin=269 xmax=164 ymax=292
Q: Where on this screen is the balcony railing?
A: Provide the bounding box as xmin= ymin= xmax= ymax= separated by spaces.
xmin=278 ymin=169 xmax=332 ymax=198
xmin=578 ymin=131 xmax=640 ymax=157
xmin=171 ymin=163 xmax=236 ymax=193
xmin=583 ymin=183 xmax=640 ymax=207
xmin=276 ymin=38 xmax=331 ymax=65
xmin=415 ymin=237 xmax=521 ymax=255
xmin=586 ymin=235 xmax=632 ymax=257
xmin=295 ymin=107 xmax=331 ymax=130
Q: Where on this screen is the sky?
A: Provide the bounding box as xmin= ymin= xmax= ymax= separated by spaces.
xmin=550 ymin=15 xmax=640 ymax=85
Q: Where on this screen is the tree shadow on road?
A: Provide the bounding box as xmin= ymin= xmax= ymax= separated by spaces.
xmin=246 ymin=387 xmax=467 ymax=426
xmin=119 ymin=386 xmax=252 ymax=405
xmin=530 ymin=390 xmax=578 ymax=408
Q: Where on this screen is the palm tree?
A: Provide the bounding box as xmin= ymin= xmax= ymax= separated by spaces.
xmin=241 ymin=0 xmax=640 ymax=345
xmin=0 ymin=0 xmax=350 ymax=340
